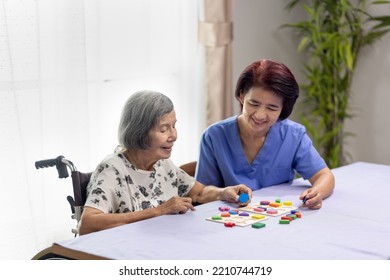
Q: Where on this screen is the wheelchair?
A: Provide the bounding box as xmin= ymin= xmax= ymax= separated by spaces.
xmin=31 ymin=155 xmax=92 ymax=260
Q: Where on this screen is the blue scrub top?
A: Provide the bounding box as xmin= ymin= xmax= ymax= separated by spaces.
xmin=195 ymin=116 xmax=327 ymax=190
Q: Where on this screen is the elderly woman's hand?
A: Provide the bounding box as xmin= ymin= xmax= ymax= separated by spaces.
xmin=219 ymin=184 xmax=252 ymax=206
xmin=157 ymin=196 xmax=195 ymax=215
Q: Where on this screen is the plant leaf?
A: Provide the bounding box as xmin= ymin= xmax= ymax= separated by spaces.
xmin=297 ymin=36 xmax=310 ymax=52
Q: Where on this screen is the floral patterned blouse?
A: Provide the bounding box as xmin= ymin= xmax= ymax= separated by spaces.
xmin=84 ymin=149 xmax=195 ymax=213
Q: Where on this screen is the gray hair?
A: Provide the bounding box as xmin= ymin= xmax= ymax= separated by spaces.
xmin=118 ymin=90 xmax=174 ymax=150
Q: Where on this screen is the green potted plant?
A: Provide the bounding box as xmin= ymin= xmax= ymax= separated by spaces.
xmin=284 ymin=0 xmax=390 ymax=168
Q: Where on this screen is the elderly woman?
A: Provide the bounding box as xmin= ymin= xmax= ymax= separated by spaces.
xmin=195 ymin=59 xmax=335 ymax=209
xmin=79 ymin=90 xmax=252 ymax=235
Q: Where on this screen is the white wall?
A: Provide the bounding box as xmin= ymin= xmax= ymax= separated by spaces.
xmin=232 ymin=0 xmax=390 ymax=165
xmin=232 ymin=0 xmax=306 ymax=114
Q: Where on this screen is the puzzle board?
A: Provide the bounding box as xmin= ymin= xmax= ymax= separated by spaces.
xmin=239 ymin=203 xmax=297 ymax=217
xmin=206 ymin=211 xmax=268 ymax=227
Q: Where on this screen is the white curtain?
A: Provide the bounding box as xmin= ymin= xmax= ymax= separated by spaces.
xmin=0 ymin=0 xmax=204 ymax=259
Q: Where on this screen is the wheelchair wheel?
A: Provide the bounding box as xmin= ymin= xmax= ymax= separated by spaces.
xmin=31 ymin=246 xmax=72 ymax=260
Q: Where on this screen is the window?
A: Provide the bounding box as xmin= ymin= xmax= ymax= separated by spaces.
xmin=0 ymin=0 xmax=203 ymax=259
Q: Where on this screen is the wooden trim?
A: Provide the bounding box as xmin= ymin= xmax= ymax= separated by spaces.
xmin=50 ymin=243 xmax=110 ymax=260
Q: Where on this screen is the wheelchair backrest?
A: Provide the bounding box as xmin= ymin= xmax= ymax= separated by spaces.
xmin=71 ymin=171 xmax=93 ymax=207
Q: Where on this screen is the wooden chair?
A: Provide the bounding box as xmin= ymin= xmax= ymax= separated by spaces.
xmin=179 ymin=161 xmax=197 ymax=177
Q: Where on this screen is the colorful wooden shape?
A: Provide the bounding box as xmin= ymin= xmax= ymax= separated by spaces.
xmin=266 ymin=209 xmax=278 ymax=215
xmin=224 ymin=222 xmax=235 ymax=227
xmin=252 ymin=222 xmax=266 ymax=229
xmin=239 ymin=193 xmax=249 ymax=203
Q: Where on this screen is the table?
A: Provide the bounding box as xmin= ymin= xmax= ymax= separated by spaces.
xmin=50 ymin=162 xmax=390 ymax=260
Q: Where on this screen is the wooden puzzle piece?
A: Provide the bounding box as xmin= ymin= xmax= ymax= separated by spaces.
xmin=238 ymin=193 xmax=249 ymax=203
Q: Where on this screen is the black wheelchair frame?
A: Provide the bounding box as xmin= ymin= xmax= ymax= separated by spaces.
xmin=32 ymin=155 xmax=92 ymax=260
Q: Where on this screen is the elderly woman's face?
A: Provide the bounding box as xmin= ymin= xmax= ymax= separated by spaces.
xmin=147 ymin=110 xmax=177 ymax=160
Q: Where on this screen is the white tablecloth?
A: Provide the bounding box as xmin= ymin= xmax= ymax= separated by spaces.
xmin=54 ymin=162 xmax=390 ymax=260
